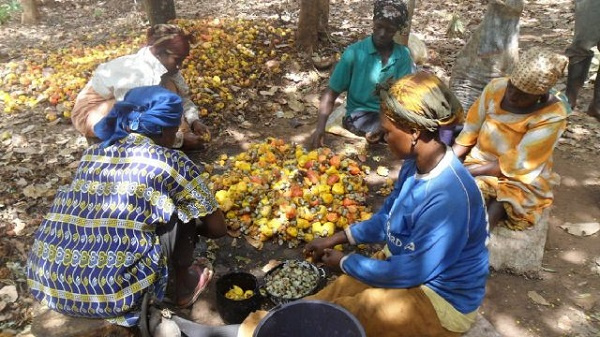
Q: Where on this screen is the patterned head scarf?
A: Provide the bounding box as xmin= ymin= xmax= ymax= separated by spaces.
xmin=94 ymin=86 xmax=183 ymax=148
xmin=510 ymin=47 xmax=568 ymax=95
xmin=380 ymin=72 xmax=463 ymax=132
xmin=147 ymin=24 xmax=191 ymax=58
xmin=373 ymin=0 xmax=409 ymax=29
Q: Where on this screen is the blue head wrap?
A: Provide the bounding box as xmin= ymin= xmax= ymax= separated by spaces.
xmin=93 ymin=86 xmax=183 ymax=148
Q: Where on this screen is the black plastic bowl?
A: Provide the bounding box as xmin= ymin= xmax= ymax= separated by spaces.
xmin=215 ymin=272 xmax=262 ymax=324
xmin=254 ymin=300 xmax=366 ymax=337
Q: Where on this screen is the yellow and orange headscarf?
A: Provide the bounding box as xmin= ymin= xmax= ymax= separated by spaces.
xmin=380 ymin=72 xmax=463 ymax=132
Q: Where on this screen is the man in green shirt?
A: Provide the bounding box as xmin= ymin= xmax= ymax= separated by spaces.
xmin=310 ymin=0 xmax=415 ymax=149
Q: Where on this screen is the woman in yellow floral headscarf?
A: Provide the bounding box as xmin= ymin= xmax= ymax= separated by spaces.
xmin=453 ymin=47 xmax=570 ymax=230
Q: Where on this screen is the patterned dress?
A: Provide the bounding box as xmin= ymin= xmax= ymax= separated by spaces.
xmin=455 ymin=78 xmax=569 ymax=230
xmin=27 ymin=133 xmax=217 ymax=326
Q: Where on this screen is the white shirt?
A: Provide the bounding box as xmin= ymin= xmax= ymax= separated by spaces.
xmin=90 ymin=47 xmax=200 ymax=126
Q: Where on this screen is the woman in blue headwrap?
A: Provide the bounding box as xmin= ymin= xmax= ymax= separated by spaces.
xmin=27 ymin=86 xmax=227 ymax=330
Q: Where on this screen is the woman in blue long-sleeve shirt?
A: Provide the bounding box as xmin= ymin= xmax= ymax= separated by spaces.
xmin=302 ymin=72 xmax=489 ymax=337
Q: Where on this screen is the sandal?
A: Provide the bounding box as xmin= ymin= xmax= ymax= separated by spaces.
xmin=177 ymin=264 xmax=214 ymax=308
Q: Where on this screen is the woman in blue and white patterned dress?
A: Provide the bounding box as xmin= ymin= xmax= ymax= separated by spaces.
xmin=27 ymin=86 xmax=226 ymax=327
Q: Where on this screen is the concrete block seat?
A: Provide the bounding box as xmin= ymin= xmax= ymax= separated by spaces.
xmin=488 ymin=208 xmax=551 ymax=276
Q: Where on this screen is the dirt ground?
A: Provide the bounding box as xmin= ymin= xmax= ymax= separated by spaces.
xmin=0 ymin=0 xmax=599 ymax=336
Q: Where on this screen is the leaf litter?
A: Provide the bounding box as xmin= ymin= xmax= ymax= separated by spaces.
xmin=0 ymin=0 xmax=598 ymax=336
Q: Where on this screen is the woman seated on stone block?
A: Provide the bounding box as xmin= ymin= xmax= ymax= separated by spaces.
xmin=239 ymin=72 xmax=489 ymax=337
xmin=453 ymin=47 xmax=570 ymax=230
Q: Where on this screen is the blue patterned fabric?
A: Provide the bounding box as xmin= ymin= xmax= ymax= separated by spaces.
xmin=94 ymin=85 xmax=183 ymax=148
xmin=27 ymin=133 xmax=217 ymax=326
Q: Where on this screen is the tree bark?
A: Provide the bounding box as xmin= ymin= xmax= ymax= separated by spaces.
xmin=394 ymin=0 xmax=416 ymax=46
xmin=296 ymin=0 xmax=329 ymax=53
xmin=317 ymin=0 xmax=329 ymax=36
xmin=143 ymin=0 xmax=176 ymax=26
xmin=449 ymin=0 xmax=524 ymax=110
xmin=21 ymin=0 xmax=39 ymax=25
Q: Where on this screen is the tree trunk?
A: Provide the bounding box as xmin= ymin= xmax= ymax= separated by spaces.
xmin=144 ymin=0 xmax=176 ymax=26
xmin=296 ymin=0 xmax=329 ymax=53
xmin=21 ymin=0 xmax=39 ymax=25
xmin=394 ymin=0 xmax=416 ymax=46
xmin=317 ymin=0 xmax=329 ymax=36
xmin=449 ymin=0 xmax=524 ymax=110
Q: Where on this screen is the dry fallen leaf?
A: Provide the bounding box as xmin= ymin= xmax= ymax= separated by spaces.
xmin=55 ymin=170 xmax=72 ymax=179
xmin=22 ymin=184 xmax=48 ymax=199
xmin=11 ymin=219 xmax=26 ymax=236
xmin=259 ymin=86 xmax=279 ymax=96
xmin=0 ymin=285 xmax=18 ymax=304
xmin=527 ymin=291 xmax=551 ymax=306
xmin=286 ymin=98 xmax=305 ymax=113
xmin=446 ymin=14 xmax=465 ymax=38
xmin=261 ymin=259 xmax=281 ymax=273
xmin=559 ymin=222 xmax=600 ymax=237
xmin=244 ymin=235 xmax=263 ymax=250
xmin=0 ymin=131 xmax=11 ymax=141
xmin=235 ymin=255 xmax=251 ymax=264
xmin=227 ymin=229 xmax=242 ymax=238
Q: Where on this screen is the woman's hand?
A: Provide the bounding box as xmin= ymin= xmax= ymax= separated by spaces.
xmin=191 ymin=120 xmax=211 ymax=141
xmin=452 ymin=143 xmax=471 ymax=161
xmin=303 ymin=237 xmax=332 ymax=263
xmin=304 ymin=231 xmax=348 ymax=263
xmin=304 ymin=231 xmax=349 ymax=263
xmin=468 ymin=160 xmax=502 ymax=177
xmin=321 ymin=248 xmax=344 ymax=272
xmin=182 ymin=132 xmax=205 ymax=150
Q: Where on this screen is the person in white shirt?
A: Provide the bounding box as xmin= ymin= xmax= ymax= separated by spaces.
xmin=71 ymin=24 xmax=210 ymax=150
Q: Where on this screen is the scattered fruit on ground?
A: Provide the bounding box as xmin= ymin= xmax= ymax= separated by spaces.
xmin=207 ymin=138 xmax=373 ymax=249
xmin=0 ymin=18 xmax=293 ymax=121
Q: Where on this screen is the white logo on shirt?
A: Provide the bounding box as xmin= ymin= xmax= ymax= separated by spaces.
xmin=404 ymin=242 xmax=415 ymax=251
xmin=387 ymin=231 xmax=403 ymax=247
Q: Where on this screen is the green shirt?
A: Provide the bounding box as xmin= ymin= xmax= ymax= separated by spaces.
xmin=329 ymin=36 xmax=415 ymax=116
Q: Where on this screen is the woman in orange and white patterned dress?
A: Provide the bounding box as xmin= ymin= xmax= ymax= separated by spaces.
xmin=453 ymin=47 xmax=570 ymax=230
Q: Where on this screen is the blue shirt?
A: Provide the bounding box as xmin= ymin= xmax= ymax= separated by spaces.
xmin=341 ymin=148 xmax=489 ymax=314
xmin=329 ymin=36 xmax=415 ymax=116
xmin=27 ymin=134 xmax=217 ymax=326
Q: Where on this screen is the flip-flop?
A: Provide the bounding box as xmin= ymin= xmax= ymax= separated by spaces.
xmin=177 ymin=264 xmax=214 ymax=308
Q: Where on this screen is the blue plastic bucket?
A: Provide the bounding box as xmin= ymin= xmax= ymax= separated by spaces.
xmin=253 ymin=300 xmax=366 ymax=337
